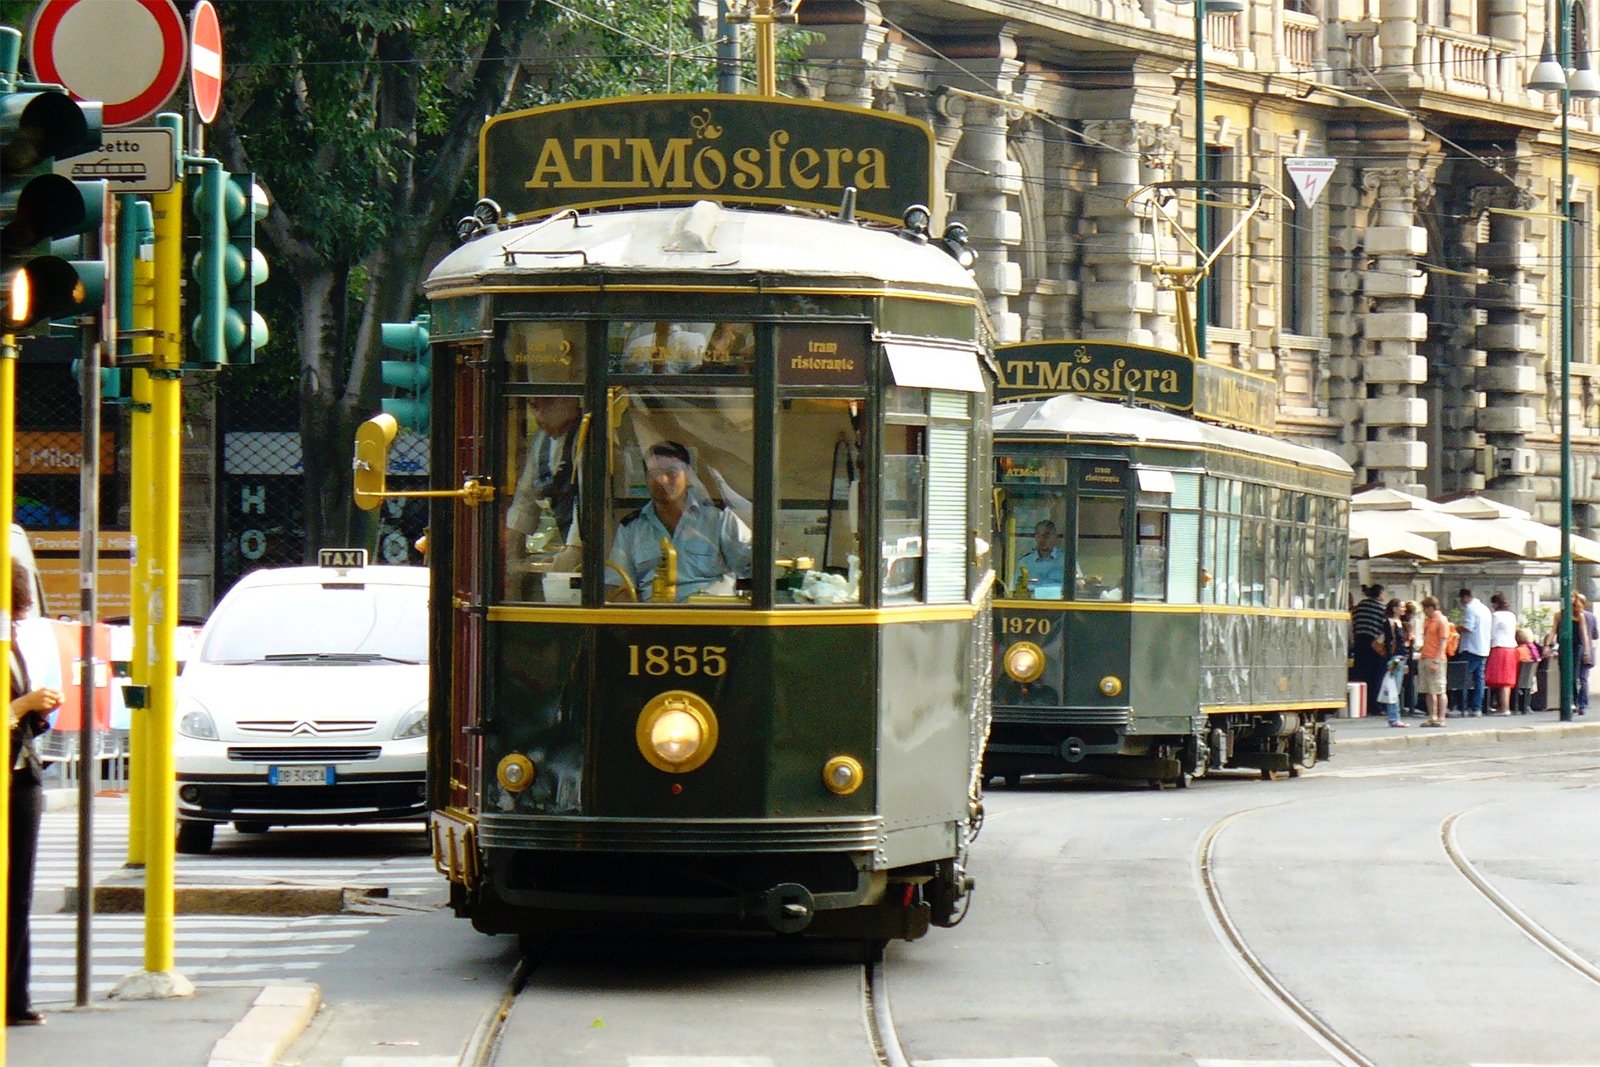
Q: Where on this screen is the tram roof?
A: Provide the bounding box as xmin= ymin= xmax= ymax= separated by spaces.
xmin=993 ymin=394 xmax=1354 ymax=477
xmin=424 ymin=201 xmax=983 ymax=297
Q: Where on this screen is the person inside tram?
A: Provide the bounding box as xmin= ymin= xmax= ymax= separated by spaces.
xmin=606 ymin=440 xmax=752 ymax=602
xmin=504 ymin=395 xmax=584 ymax=587
xmin=1015 ymin=520 xmax=1065 ymax=595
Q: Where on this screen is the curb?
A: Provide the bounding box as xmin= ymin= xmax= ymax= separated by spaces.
xmin=207 ymin=982 xmax=322 ymax=1067
xmin=81 ymin=883 xmax=388 ymax=916
xmin=1334 ymin=719 xmax=1600 ymax=749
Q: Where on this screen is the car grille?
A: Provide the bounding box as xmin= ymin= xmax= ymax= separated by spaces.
xmin=226 ymin=746 xmax=382 ymax=763
xmin=191 ymin=781 xmax=425 ymax=813
xmin=235 ymin=720 xmax=378 ymax=735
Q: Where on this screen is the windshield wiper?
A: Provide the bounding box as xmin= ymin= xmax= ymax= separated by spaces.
xmin=260 ymin=651 xmax=422 ymax=665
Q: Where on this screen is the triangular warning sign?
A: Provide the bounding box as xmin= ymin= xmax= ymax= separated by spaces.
xmin=1285 ymin=157 xmax=1337 ymax=207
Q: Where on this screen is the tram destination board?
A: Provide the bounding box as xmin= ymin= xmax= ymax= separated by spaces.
xmin=482 ymin=94 xmax=934 ymax=224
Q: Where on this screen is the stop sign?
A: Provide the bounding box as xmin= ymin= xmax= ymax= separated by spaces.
xmin=190 ymin=0 xmax=222 ymax=125
xmin=28 ymin=0 xmax=186 ymax=128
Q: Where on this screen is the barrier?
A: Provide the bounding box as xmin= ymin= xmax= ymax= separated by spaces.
xmin=1343 ymin=681 xmax=1366 ymax=718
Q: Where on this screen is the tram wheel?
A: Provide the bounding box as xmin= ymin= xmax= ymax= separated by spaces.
xmin=1173 ymin=771 xmax=1190 ymax=789
xmin=1259 ymin=766 xmax=1274 ymax=782
xmin=177 ymin=821 xmax=215 ymax=855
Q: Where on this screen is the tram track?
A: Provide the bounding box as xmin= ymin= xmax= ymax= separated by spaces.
xmin=1196 ymin=808 xmax=1375 ymax=1067
xmin=1440 ymin=808 xmax=1600 ymax=987
xmin=465 ymin=943 xmax=910 ymax=1067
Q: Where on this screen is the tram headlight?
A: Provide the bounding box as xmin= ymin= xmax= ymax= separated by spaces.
xmin=496 ymin=753 xmax=535 ymax=793
xmin=822 ymin=755 xmax=864 ymax=796
xmin=635 ymin=691 xmax=719 ymax=773
xmin=1003 ymin=641 xmax=1046 ymax=684
xmin=1099 ymin=675 xmax=1124 ymax=697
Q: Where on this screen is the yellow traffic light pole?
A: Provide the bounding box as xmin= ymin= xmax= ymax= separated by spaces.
xmin=110 ymin=112 xmax=191 ymax=999
xmin=1 ymin=328 xmax=18 ymax=1064
xmin=126 ymin=316 xmax=153 ymax=867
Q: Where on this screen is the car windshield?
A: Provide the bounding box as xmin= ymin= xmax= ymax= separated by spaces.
xmin=200 ymin=580 xmax=427 ymax=664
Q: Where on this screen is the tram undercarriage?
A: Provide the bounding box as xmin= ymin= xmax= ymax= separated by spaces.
xmin=447 ymin=846 xmax=972 ymax=943
xmin=983 ymin=709 xmax=1336 ymax=786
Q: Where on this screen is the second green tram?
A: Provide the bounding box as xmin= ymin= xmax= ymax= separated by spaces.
xmin=986 ymin=394 xmax=1352 ymax=786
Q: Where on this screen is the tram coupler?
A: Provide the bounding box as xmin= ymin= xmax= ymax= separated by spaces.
xmin=762 ymin=882 xmax=816 ymax=933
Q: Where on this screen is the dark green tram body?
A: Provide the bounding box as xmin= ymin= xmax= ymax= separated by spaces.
xmin=987 ymin=396 xmax=1352 ymax=786
xmin=418 ymin=201 xmax=992 ymax=942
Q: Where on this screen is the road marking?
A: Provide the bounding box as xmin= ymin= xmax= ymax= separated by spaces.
xmin=629 ymin=1059 xmax=774 ymax=1066
xmin=914 ymin=1059 xmax=1059 ymax=1066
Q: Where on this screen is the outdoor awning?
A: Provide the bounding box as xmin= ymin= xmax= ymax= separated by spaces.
xmin=883 ymin=342 xmax=986 ymax=393
xmin=1349 ymin=511 xmax=1440 ymax=560
xmin=1348 ymin=488 xmax=1531 ymax=558
xmin=1433 ymin=494 xmax=1600 ymax=564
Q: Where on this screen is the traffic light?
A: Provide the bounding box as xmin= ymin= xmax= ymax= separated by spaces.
xmin=119 ymin=195 xmax=154 ymax=359
xmin=2 ymin=31 xmax=104 ymax=333
xmin=380 ymin=314 xmax=431 ymax=432
xmin=189 ymin=166 xmax=268 ymax=363
xmin=70 ymin=357 xmax=126 ymax=401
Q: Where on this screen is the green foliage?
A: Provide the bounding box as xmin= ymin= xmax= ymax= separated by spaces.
xmin=1524 ymin=603 xmax=1554 ymax=638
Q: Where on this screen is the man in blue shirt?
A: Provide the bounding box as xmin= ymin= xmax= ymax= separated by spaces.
xmin=1456 ymin=587 xmax=1492 ymax=716
xmin=608 ymin=441 xmax=752 ymax=602
xmin=1015 ymin=520 xmax=1065 ymax=595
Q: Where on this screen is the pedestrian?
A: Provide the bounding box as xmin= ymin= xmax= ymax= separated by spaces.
xmin=8 ymin=560 xmax=61 ymax=1027
xmin=1456 ymin=588 xmax=1492 ymax=716
xmin=1572 ymin=593 xmax=1596 ymax=716
xmin=1484 ymin=592 xmax=1518 ymax=715
xmin=1376 ymin=599 xmax=1410 ymax=727
xmin=1401 ymin=600 xmax=1423 ymax=716
xmin=1514 ymin=627 xmax=1542 ymax=713
xmin=1418 ymin=595 xmax=1450 ymax=727
xmin=1350 ymin=583 xmax=1388 ymax=718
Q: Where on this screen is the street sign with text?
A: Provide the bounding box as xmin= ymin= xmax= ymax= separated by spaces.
xmin=53 ymin=127 xmax=175 ymax=193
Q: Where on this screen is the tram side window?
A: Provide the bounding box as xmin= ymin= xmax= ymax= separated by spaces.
xmin=883 ymin=399 xmax=934 ymax=604
xmin=775 ymin=397 xmax=864 ymax=604
xmin=1076 ymin=497 xmax=1125 ymax=600
xmin=1133 ymin=469 xmax=1174 ymax=602
xmin=603 ymin=369 xmax=755 ymax=605
xmin=501 ymin=394 xmax=586 ymax=603
xmin=1167 ymin=472 xmax=1201 ymax=604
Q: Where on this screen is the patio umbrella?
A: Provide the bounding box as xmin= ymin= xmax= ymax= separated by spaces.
xmin=1349 ymin=510 xmax=1439 ymax=560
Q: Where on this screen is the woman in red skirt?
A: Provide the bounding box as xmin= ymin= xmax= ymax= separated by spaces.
xmin=1484 ymin=592 xmax=1520 ymax=715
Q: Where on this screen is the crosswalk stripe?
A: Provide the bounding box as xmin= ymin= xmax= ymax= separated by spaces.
xmin=629 ymin=1059 xmax=774 ymax=1066
xmin=914 ymin=1059 xmax=1059 ymax=1066
xmin=1193 ymin=1061 xmax=1337 ymax=1066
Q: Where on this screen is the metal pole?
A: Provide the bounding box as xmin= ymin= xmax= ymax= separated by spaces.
xmin=716 ymin=0 xmax=740 ymax=94
xmin=1194 ymin=0 xmax=1208 ymax=363
xmin=76 ymin=328 xmax=102 ymax=1009
xmin=755 ymin=0 xmax=776 ymax=97
xmin=1557 ymin=0 xmax=1575 ymax=722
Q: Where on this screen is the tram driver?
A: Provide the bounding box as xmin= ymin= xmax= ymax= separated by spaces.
xmin=607 ymin=440 xmax=752 ymax=602
xmin=1015 ymin=520 xmax=1065 ymax=595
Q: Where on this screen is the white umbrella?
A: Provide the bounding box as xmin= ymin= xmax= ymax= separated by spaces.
xmin=1353 ymin=506 xmax=1531 ymax=558
xmin=1349 ymin=511 xmax=1440 ymax=560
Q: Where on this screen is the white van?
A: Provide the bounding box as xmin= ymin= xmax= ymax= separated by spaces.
xmin=173 ymin=559 xmax=429 ymax=854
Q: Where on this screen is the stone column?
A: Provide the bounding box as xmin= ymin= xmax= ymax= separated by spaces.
xmin=799 ymin=0 xmax=888 ymax=108
xmin=1357 ymin=165 xmax=1431 ymax=494
xmin=1079 ymin=120 xmax=1175 ymax=350
xmin=945 ymin=95 xmax=1024 ymax=342
xmin=1472 ymin=187 xmax=1541 ymax=513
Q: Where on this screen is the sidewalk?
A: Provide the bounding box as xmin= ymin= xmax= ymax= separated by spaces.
xmin=1329 ymin=705 xmax=1600 ymax=748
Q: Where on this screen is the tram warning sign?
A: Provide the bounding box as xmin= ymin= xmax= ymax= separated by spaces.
xmin=1285 ymin=157 xmax=1337 ymax=207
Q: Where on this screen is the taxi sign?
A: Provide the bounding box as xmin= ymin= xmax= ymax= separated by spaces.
xmin=318 ymin=548 xmax=368 ymax=569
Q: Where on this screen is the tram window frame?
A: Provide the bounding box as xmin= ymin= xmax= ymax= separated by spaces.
xmin=1133 ymin=468 xmax=1174 ymax=603
xmin=993 ymin=451 xmax=1070 ymax=601
xmin=499 ymin=391 xmax=588 ymax=605
xmin=1166 ymin=471 xmax=1201 ymax=605
xmin=881 ymin=385 xmax=928 ymax=605
xmin=773 ymin=393 xmax=868 ymax=606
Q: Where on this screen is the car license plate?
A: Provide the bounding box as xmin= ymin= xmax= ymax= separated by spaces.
xmin=269 ymin=765 xmax=333 ymax=786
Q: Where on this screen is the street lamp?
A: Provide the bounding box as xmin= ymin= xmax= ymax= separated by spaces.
xmin=1187 ymin=0 xmax=1243 ymax=363
xmin=1527 ymin=0 xmax=1600 ymax=722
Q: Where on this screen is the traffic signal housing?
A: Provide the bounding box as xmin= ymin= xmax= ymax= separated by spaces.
xmin=2 ymin=46 xmax=104 ymax=332
xmin=380 ymin=314 xmax=431 ymax=433
xmin=189 ymin=167 xmax=268 ymax=363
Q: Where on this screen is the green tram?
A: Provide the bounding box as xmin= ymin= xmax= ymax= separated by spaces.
xmin=365 ymin=97 xmax=995 ymax=945
xmin=986 ymin=391 xmax=1353 ymax=787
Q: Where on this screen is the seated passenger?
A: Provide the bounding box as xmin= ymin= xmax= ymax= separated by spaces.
xmin=607 ymin=440 xmax=752 ymax=601
xmin=1015 ymin=520 xmax=1065 ymax=592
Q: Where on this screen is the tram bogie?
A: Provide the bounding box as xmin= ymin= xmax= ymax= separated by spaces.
xmin=384 ymin=95 xmax=995 ymax=944
xmin=986 ymin=376 xmax=1352 ymax=788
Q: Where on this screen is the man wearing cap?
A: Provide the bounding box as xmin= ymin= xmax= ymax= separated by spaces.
xmin=608 ymin=440 xmax=752 ymax=602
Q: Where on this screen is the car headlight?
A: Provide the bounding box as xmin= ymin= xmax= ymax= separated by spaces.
xmin=392 ymin=702 xmax=428 ymax=740
xmin=178 ymin=707 xmax=218 ymax=740
xmin=635 ymin=691 xmax=718 ymax=773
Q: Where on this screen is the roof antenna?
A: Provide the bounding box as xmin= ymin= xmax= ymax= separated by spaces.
xmin=838 ymin=186 xmax=856 ymax=224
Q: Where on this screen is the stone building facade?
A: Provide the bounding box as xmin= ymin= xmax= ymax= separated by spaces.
xmin=787 ymin=0 xmax=1600 ymax=552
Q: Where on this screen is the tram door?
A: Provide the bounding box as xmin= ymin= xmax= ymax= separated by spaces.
xmin=449 ymin=349 xmax=488 ymax=811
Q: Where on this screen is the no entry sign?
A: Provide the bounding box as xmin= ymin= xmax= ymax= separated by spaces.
xmin=28 ymin=0 xmax=186 ymax=128
xmin=190 ymin=0 xmax=222 ymax=125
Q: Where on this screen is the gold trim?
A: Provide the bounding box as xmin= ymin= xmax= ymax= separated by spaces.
xmin=993 ymin=600 xmax=1349 ymax=621
xmin=487 ymin=603 xmax=979 ymax=626
xmin=1202 ymin=701 xmax=1341 ymax=714
xmin=451 ymin=283 xmax=977 ymax=306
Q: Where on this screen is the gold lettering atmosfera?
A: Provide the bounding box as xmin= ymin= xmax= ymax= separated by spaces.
xmin=525 ymin=131 xmax=890 ymax=193
xmin=1000 ymin=356 xmax=1182 ymax=397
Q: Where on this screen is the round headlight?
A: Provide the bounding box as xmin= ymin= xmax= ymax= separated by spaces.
xmin=496 ymin=753 xmax=535 ymax=792
xmin=636 ymin=691 xmax=718 ymax=773
xmin=1099 ymin=675 xmax=1123 ymax=697
xmin=1003 ymin=641 xmax=1046 ymax=684
xmin=822 ymin=755 xmax=864 ymax=796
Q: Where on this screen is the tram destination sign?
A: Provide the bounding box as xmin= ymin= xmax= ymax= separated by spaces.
xmin=995 ymin=341 xmax=1194 ymax=411
xmin=481 ymin=95 xmax=934 ymax=224
xmin=995 ymin=340 xmax=1278 ymax=432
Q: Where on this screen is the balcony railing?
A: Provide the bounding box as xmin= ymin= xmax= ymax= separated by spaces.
xmin=1283 ymin=11 xmax=1321 ymax=71
xmin=1342 ymin=22 xmax=1515 ymax=102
